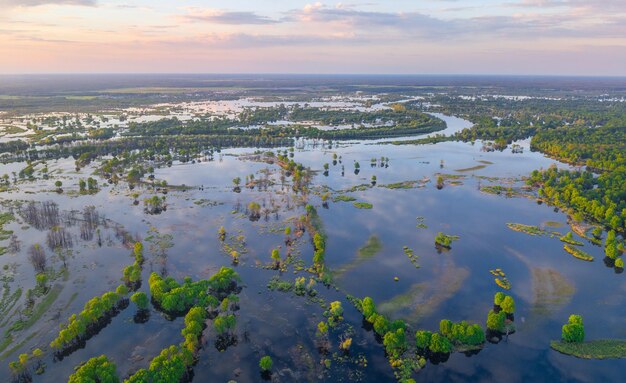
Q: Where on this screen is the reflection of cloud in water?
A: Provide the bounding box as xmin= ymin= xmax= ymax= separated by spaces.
xmin=377 ymin=259 xmax=469 ymax=324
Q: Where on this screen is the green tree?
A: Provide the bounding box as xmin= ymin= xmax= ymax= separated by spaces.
xmin=486 ymin=309 xmax=506 ymax=332
xmin=259 ymin=355 xmax=273 ymax=372
xmin=494 ymin=292 xmax=505 ymax=306
xmin=562 ymin=315 xmax=584 ymax=343
xmin=68 ymin=355 xmax=119 ymax=383
xmin=500 ymin=296 xmax=515 ymax=314
xmin=428 ymin=332 xmax=452 ymax=354
xmin=131 ymin=292 xmax=149 ymax=310
xmin=271 ymin=248 xmax=281 ymax=267
xmin=415 ymin=330 xmax=432 ymax=350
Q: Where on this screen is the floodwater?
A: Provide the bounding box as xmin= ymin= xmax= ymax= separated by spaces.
xmin=0 ymin=113 xmax=624 ymax=383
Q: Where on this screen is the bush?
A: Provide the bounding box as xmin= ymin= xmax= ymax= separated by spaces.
xmin=500 ymin=296 xmax=515 ymax=314
xmin=131 ymin=292 xmax=149 ymax=310
xmin=486 ymin=309 xmax=506 ymax=332
xmin=259 ymin=356 xmax=273 ymax=372
xmin=494 ymin=292 xmax=505 ymax=306
xmin=428 ymin=333 xmax=452 ymax=354
xmin=562 ymin=314 xmax=584 ymax=343
xmin=68 ymin=355 xmax=119 ymax=383
xmin=415 ymin=330 xmax=432 ymax=350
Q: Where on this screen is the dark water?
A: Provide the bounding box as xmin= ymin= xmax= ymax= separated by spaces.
xmin=0 ymin=114 xmax=624 ymax=383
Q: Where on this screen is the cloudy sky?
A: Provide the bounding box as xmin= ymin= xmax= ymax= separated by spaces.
xmin=1 ymin=0 xmax=625 ymax=75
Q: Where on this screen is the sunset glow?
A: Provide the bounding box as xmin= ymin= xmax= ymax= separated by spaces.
xmin=1 ymin=0 xmax=625 ymax=74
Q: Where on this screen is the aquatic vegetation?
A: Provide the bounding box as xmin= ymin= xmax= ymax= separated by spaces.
xmin=551 ymin=339 xmax=626 ymax=359
xmin=531 ymin=268 xmax=575 ymax=314
xmin=359 ymin=236 xmax=382 ymax=259
xmin=434 ymin=232 xmax=459 ymax=249
xmin=353 ymin=202 xmax=373 ymax=209
xmin=379 ymin=180 xmax=419 ymax=189
xmin=8 ymin=348 xmax=45 ymax=383
xmin=332 ymin=195 xmax=356 ymax=203
xmin=415 ymin=216 xmax=427 ymax=229
xmin=489 ymin=268 xmax=506 ymax=277
xmin=267 ymin=276 xmax=293 ymax=292
xmin=563 ymin=244 xmax=594 ymax=262
xmin=506 ymin=223 xmax=546 ymax=236
xmin=379 ymin=265 xmax=469 ymax=322
xmin=455 ymin=164 xmax=487 ymax=172
xmin=326 ymin=301 xmax=344 ymax=327
xmin=560 ymin=232 xmax=584 ymax=246
xmin=494 ymin=278 xmax=511 ymax=290
xmin=403 ymin=246 xmax=420 ymax=268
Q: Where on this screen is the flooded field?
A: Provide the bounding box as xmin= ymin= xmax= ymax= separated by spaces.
xmin=0 ymin=92 xmax=624 ymax=383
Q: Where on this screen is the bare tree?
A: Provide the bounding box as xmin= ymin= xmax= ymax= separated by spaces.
xmin=28 ymin=244 xmax=47 ymax=273
xmin=8 ymin=234 xmax=20 ymax=254
xmin=47 ymin=226 xmax=73 ymax=250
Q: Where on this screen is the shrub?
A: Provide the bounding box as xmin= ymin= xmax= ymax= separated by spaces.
xmin=562 ymin=314 xmax=584 ymax=343
xmin=428 ymin=333 xmax=452 ymax=354
xmin=259 ymin=356 xmax=273 ymax=372
xmin=415 ymin=330 xmax=432 ymax=350
xmin=131 ymin=292 xmax=149 ymax=310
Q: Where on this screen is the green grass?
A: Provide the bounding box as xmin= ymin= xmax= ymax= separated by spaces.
xmin=563 ymin=244 xmax=593 ymax=261
xmin=0 ymin=212 xmax=14 ymax=226
xmin=333 ymin=195 xmax=357 ymax=202
xmin=0 ymin=126 xmax=26 ymax=135
xmin=0 ymin=331 xmax=38 ymax=360
xmin=353 ymin=202 xmax=373 ymax=209
xmin=507 ymin=223 xmax=546 ymax=236
xmin=358 ymin=236 xmax=382 ymax=259
xmin=455 ymin=165 xmax=487 ymax=172
xmin=7 ymin=284 xmax=63 ymax=334
xmin=379 ymin=180 xmax=418 ymax=189
xmin=551 ymin=340 xmax=626 ymax=359
xmin=560 ymin=233 xmax=584 ymax=246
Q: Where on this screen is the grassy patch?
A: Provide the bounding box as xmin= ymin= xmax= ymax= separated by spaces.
xmin=455 ymin=165 xmax=487 ymax=172
xmin=333 ymin=195 xmax=356 ymax=203
xmin=333 ymin=235 xmax=382 ymax=279
xmin=378 ymin=180 xmax=418 ymax=189
xmin=340 ymin=184 xmax=372 ymax=193
xmin=563 ymin=244 xmax=593 ymax=261
xmin=378 ymin=264 xmax=469 ymax=323
xmin=544 ymin=221 xmax=565 ymax=228
xmin=507 ymin=223 xmax=546 ymax=236
xmin=403 ymin=246 xmax=419 ymax=268
xmin=551 ymin=340 xmax=626 ymax=359
xmin=0 ymin=126 xmax=26 ymax=135
xmin=560 ymin=233 xmax=584 ymax=246
xmin=353 ymin=202 xmax=373 ymax=209
xmin=8 ymin=284 xmax=63 ymax=334
xmin=358 ymin=236 xmax=382 ymax=259
xmin=531 ymin=268 xmax=575 ymax=315
xmin=0 ymin=331 xmax=39 ymax=360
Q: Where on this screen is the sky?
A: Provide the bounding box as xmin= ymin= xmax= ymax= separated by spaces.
xmin=1 ymin=0 xmax=625 ymax=75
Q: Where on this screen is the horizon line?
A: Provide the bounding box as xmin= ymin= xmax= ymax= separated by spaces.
xmin=1 ymin=72 xmax=626 ymax=78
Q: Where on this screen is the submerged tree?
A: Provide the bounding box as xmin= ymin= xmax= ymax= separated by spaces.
xmin=28 ymin=244 xmax=47 ymax=274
